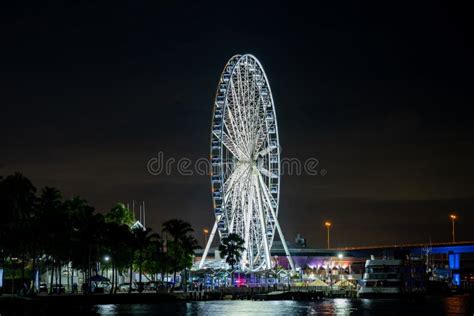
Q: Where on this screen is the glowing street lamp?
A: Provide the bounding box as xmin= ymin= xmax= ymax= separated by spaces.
xmin=104 ymin=255 xmax=110 ymax=262
xmin=203 ymin=228 xmax=209 ymax=245
xmin=325 ymin=221 xmax=332 ymax=249
xmin=449 ymin=214 xmax=457 ymax=243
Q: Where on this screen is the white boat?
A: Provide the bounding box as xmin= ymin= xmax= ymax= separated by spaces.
xmin=358 ymin=259 xmax=403 ymax=297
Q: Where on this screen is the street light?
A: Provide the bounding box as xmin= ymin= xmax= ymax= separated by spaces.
xmin=325 ymin=221 xmax=332 ymax=249
xmin=449 ymin=214 xmax=457 ymax=243
xmin=102 ymin=256 xmax=111 ymax=280
xmin=203 ymin=228 xmax=209 ymax=246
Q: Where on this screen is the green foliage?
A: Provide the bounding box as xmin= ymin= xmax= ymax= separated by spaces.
xmin=0 ymin=172 xmax=36 ymax=223
xmin=218 ymin=233 xmax=246 ymax=271
xmin=162 ymin=219 xmax=200 ymax=272
xmin=0 ymin=172 xmax=201 ymax=294
xmin=105 ymin=203 xmax=135 ymax=227
xmin=0 ymin=172 xmax=37 ymax=260
xmin=162 ymin=219 xmax=193 ymax=243
xmin=131 ymin=228 xmax=159 ymax=268
xmin=140 ymin=240 xmax=163 ymax=276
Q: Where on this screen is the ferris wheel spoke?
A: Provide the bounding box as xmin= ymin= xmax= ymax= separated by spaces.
xmin=222 ymin=131 xmax=247 ymax=161
xmin=250 ymin=122 xmax=265 ymax=157
xmin=231 ymin=70 xmax=247 ymax=139
xmin=257 ymin=144 xmax=277 ymax=158
xmin=254 ymin=106 xmax=269 ymax=154
xmin=246 ymin=63 xmax=263 ymax=150
xmin=242 ymin=62 xmax=254 ymax=144
xmin=228 ymin=88 xmax=251 ymax=154
xmin=256 ymin=173 xmax=278 ymax=218
xmin=235 ymin=64 xmax=254 ymax=149
xmin=223 ymin=164 xmax=248 ymax=200
xmin=253 ymin=173 xmax=275 ymax=218
xmin=228 ymin=172 xmax=248 ymax=233
xmin=243 ymin=61 xmax=264 ymax=157
xmin=223 ymin=111 xmax=239 ymax=148
xmin=222 ymin=108 xmax=241 ymax=152
xmin=228 ymin=187 xmax=239 ymax=214
xmin=257 ymin=166 xmax=278 ymax=179
xmin=228 ymin=206 xmax=237 ymax=232
xmin=253 ymin=126 xmax=268 ymax=155
xmin=248 ymin=78 xmax=260 ymax=151
xmin=224 ymin=105 xmax=250 ymax=159
xmin=225 ymin=171 xmax=250 ymax=230
xmin=257 ymin=176 xmax=275 ymax=213
xmin=256 ymin=167 xmax=279 ymax=224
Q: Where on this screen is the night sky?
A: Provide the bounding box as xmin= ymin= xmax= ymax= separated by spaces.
xmin=1 ymin=1 xmax=473 ymax=248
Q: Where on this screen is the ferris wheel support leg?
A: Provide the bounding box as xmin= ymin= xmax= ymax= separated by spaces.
xmin=257 ymin=173 xmax=296 ymax=272
xmin=274 ymin=219 xmax=296 ymax=272
xmin=198 ymin=219 xmax=218 ymax=269
xmin=241 ymin=181 xmax=254 ymax=271
xmin=254 ymin=174 xmax=273 ymax=270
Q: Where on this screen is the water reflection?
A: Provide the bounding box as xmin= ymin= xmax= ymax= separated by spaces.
xmin=91 ymin=296 xmax=471 ymax=316
xmin=186 ymin=301 xmax=306 ymax=315
xmin=96 ymin=304 xmax=118 ymax=315
xmin=444 ymin=295 xmax=471 ymax=315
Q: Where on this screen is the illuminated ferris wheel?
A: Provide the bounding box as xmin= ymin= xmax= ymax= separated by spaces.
xmin=199 ymin=54 xmax=295 ymax=272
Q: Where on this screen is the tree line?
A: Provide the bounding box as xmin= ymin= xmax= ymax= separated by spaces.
xmin=0 ymin=172 xmax=200 ymax=294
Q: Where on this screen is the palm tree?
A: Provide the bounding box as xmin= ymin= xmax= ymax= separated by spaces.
xmin=0 ymin=173 xmax=36 ymax=293
xmin=162 ymin=219 xmax=196 ymax=287
xmin=36 ymin=186 xmax=63 ymax=294
xmin=67 ymin=196 xmax=97 ymax=293
xmin=140 ymin=238 xmax=163 ymax=287
xmin=104 ymin=204 xmax=136 ymax=294
xmin=69 ymin=206 xmax=105 ymax=294
xmin=101 ymin=221 xmax=133 ymax=294
xmin=218 ymin=233 xmax=245 ymax=286
xmin=131 ymin=227 xmax=158 ymax=293
xmin=105 ymin=203 xmax=135 ymax=227
xmin=180 ymin=234 xmax=200 ymax=292
xmin=162 ymin=219 xmax=193 ymax=243
xmin=84 ymin=213 xmax=106 ymax=293
xmin=0 ymin=172 xmax=36 ymax=223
